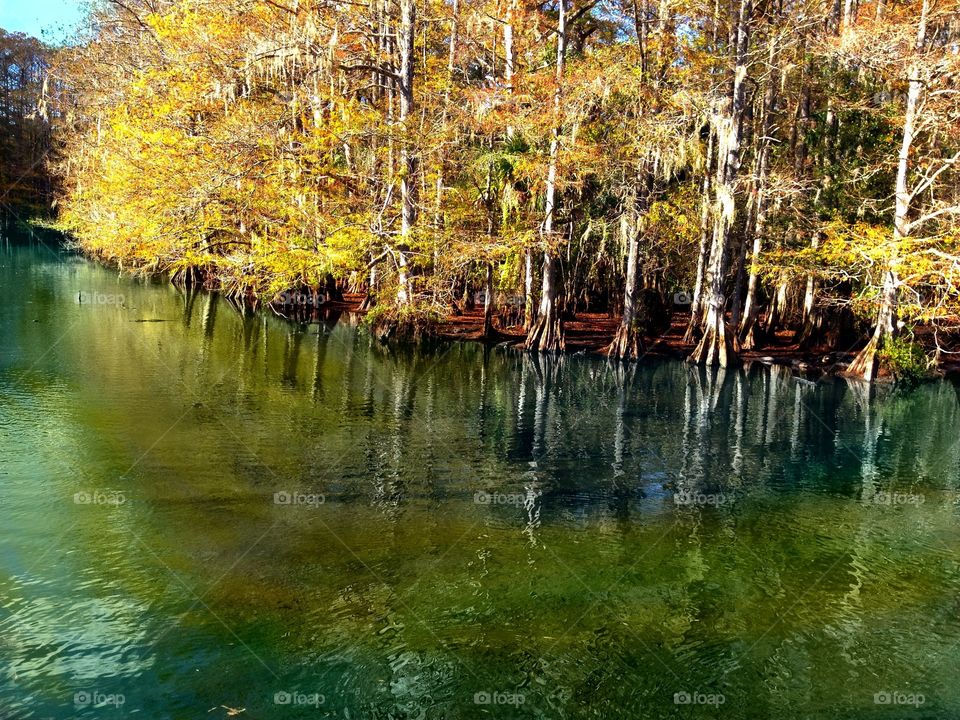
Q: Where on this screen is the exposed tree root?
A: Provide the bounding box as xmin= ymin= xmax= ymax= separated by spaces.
xmin=524 ymin=308 xmax=565 ymax=353
xmin=605 ymin=321 xmax=645 ymax=360
xmin=846 ymin=331 xmax=889 ymax=382
xmin=688 ymin=311 xmax=739 ymax=367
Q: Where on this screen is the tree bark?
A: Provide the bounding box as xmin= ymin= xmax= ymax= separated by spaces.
xmin=432 ymin=0 xmax=458 ymax=229
xmin=796 ymin=233 xmax=822 ymax=348
xmin=505 ymin=0 xmax=536 ymax=332
xmin=842 ymin=0 xmax=856 ymax=31
xmin=482 ymin=262 xmax=496 ymax=338
xmin=360 ymin=256 xmax=378 ymax=310
xmin=762 ymin=272 xmax=789 ymax=335
xmin=504 ymin=0 xmax=516 ymax=139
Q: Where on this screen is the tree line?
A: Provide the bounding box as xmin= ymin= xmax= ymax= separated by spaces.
xmin=31 ymin=0 xmax=960 ymax=379
xmin=0 ymin=29 xmax=53 ymax=217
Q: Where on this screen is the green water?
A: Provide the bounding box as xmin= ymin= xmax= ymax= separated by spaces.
xmin=2 ymin=230 xmax=960 ymax=719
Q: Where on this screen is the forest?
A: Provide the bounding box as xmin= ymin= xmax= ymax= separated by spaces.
xmin=5 ymin=0 xmax=960 ymax=381
xmin=1 ymin=30 xmax=52 ymax=216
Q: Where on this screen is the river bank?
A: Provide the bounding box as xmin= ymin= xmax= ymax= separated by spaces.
xmin=282 ymin=290 xmax=960 ymax=383
xmin=30 ymin=222 xmax=958 ymax=382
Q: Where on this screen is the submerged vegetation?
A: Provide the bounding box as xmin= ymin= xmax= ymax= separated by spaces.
xmin=7 ymin=0 xmax=960 ymax=379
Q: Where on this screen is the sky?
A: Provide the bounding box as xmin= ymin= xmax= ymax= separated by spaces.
xmin=0 ymin=0 xmax=84 ymax=42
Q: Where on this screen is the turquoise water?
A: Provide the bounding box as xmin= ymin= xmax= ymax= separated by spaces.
xmin=2 ymin=229 xmax=960 ymax=719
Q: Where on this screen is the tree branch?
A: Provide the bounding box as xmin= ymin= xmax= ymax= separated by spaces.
xmin=338 ymin=63 xmax=403 ymax=87
xmin=909 ymin=150 xmax=960 ymax=200
xmin=908 ymin=205 xmax=960 ymax=232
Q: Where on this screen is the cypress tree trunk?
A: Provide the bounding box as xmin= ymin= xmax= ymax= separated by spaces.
xmin=432 ymin=0 xmax=458 ymax=229
xmin=739 ymin=34 xmax=778 ymax=350
xmin=526 ymin=253 xmax=566 ymax=352
xmin=506 ymin=2 xmax=536 ymax=333
xmin=607 ymin=190 xmax=645 ymax=360
xmin=360 ymin=257 xmax=378 ymax=310
xmin=689 ymin=0 xmax=751 ymax=367
xmin=762 ymin=273 xmax=789 ymax=335
xmin=796 ymin=233 xmax=822 ymax=348
xmin=524 ymin=0 xmax=567 ymax=353
xmin=482 ymin=262 xmax=496 ymax=339
xmin=683 ymin=126 xmax=713 ymax=344
xmin=848 ymin=0 xmax=927 ymax=381
xmin=396 ymin=0 xmax=416 ymax=305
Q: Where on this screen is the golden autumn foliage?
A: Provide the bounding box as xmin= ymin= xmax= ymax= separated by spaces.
xmin=31 ymin=0 xmax=960 ymax=375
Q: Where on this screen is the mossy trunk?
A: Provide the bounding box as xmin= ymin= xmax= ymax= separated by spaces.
xmin=524 ymin=253 xmax=565 ymax=353
xmin=607 ymin=223 xmax=645 ymax=360
xmin=849 ymin=14 xmax=923 ymax=382
xmin=688 ymin=0 xmax=750 ymax=366
xmin=482 ymin=262 xmax=496 ymax=340
xmin=526 ymin=0 xmax=566 ymax=354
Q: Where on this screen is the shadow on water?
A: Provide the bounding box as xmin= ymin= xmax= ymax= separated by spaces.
xmin=2 ymin=232 xmax=960 ymax=719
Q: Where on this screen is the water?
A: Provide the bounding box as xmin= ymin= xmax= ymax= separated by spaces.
xmin=2 ymin=230 xmax=960 ymax=719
